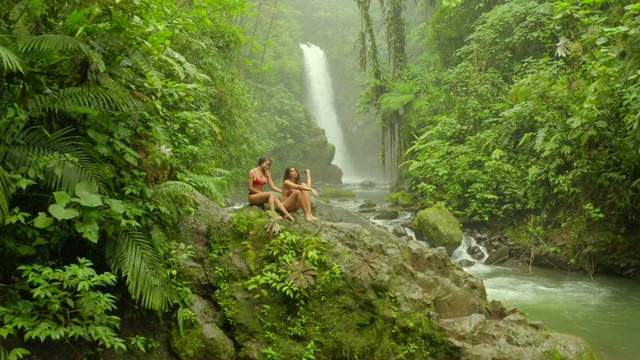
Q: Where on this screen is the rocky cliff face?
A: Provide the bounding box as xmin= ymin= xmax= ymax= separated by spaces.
xmin=170 ymin=196 xmax=595 ymax=360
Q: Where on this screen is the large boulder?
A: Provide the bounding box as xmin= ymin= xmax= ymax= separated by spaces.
xmin=413 ymin=205 xmax=464 ymax=255
xmin=170 ymin=195 xmax=594 ymax=360
xmin=170 ymin=295 xmax=235 ymax=360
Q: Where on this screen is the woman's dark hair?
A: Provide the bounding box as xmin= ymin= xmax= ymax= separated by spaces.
xmin=283 ymin=166 xmax=300 ymax=184
xmin=257 ymin=156 xmax=271 ymax=166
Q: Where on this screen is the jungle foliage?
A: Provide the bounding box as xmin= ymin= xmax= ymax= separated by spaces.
xmin=355 ymin=0 xmax=640 ymax=266
xmin=0 ymin=0 xmax=323 ymax=357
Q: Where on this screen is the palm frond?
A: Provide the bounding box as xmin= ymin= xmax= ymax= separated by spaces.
xmin=0 ymin=45 xmax=23 ymax=73
xmin=105 ymin=229 xmax=176 ymax=311
xmin=28 ymin=87 xmax=139 ymax=115
xmin=0 ymin=166 xmax=15 ymax=225
xmin=5 ymin=127 xmax=107 ymax=194
xmin=18 ymin=34 xmax=86 ymax=54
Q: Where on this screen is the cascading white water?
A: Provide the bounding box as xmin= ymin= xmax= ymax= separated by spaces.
xmin=451 ymin=234 xmax=489 ymax=264
xmin=299 ymin=43 xmax=355 ymax=182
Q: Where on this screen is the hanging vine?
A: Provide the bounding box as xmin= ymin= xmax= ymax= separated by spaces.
xmin=355 ymin=0 xmax=409 ymax=182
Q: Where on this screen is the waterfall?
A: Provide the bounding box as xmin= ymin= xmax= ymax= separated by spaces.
xmin=299 ymin=43 xmax=355 ymax=182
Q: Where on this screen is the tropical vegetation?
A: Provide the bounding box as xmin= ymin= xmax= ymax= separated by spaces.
xmin=1 ymin=0 xmax=639 ymax=358
xmin=353 ymin=0 xmax=640 ymax=272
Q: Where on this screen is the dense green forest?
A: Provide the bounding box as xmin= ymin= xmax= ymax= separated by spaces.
xmin=349 ymin=0 xmax=640 ymax=273
xmin=1 ymin=0 xmax=639 ymax=358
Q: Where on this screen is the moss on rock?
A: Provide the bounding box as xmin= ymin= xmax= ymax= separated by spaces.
xmin=413 ymin=205 xmax=463 ymax=255
xmin=385 ymin=191 xmax=415 ymax=207
xmin=320 ymin=187 xmax=356 ymax=198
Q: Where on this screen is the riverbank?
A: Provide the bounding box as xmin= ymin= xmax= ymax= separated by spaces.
xmin=323 ymin=184 xmax=639 ymax=360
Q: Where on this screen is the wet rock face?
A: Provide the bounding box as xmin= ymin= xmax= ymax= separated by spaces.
xmin=485 ymin=246 xmax=510 ymax=265
xmin=467 ymin=245 xmax=486 ymax=260
xmin=173 ymin=196 xmax=596 ymax=360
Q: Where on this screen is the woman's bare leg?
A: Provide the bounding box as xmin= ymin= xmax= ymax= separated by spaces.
xmin=302 ymin=191 xmax=317 ymax=221
xmin=249 ymin=192 xmax=273 ymax=207
xmin=294 ymin=190 xmax=314 ymax=221
xmin=282 ymin=195 xmax=299 ymax=213
xmin=249 ymin=192 xmax=284 ymax=219
xmin=283 ymin=192 xmax=313 ymax=221
xmin=274 ymin=196 xmax=295 ymax=221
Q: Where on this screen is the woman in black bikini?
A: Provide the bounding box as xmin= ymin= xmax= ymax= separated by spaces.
xmin=281 ymin=165 xmax=319 ymax=222
xmin=247 ymin=156 xmax=295 ymax=221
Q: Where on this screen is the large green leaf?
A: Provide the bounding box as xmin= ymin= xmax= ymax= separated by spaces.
xmin=75 ymin=181 xmax=103 ymax=207
xmin=48 ymin=204 xmax=79 ymax=220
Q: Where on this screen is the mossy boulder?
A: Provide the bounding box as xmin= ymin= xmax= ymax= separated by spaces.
xmin=413 ymin=205 xmax=464 ymax=255
xmin=385 ymin=191 xmax=415 ymax=207
xmin=320 ymin=187 xmax=356 ymax=198
xmin=170 ymin=324 xmax=234 ymax=360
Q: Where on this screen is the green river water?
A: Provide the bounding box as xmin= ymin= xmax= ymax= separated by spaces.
xmin=467 ymin=265 xmax=640 ymax=360
xmin=335 ymin=186 xmax=640 ymax=360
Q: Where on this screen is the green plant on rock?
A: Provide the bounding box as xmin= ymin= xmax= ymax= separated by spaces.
xmin=349 ymin=249 xmax=380 ymax=280
xmin=280 ymin=259 xmax=317 ymax=290
xmin=246 ymin=231 xmax=326 ymax=299
xmin=231 ymin=210 xmax=263 ymax=235
xmin=264 ymin=219 xmax=282 ymax=237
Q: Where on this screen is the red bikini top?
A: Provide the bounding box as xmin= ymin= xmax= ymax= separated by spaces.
xmin=253 ymin=170 xmax=267 ymax=185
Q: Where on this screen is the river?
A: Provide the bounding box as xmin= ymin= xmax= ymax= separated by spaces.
xmin=329 ymin=185 xmax=640 ymax=360
xmin=466 ymin=264 xmax=640 ymax=360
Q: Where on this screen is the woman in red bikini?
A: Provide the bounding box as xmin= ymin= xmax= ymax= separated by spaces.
xmin=248 ymin=156 xmax=295 ymax=221
xmin=281 ymin=165 xmax=319 ymax=222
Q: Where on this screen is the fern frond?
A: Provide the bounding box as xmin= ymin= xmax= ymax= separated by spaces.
xmin=158 ymin=54 xmax=185 ymax=80
xmin=5 ymin=127 xmax=107 ymax=194
xmin=149 ymin=225 xmax=169 ymax=250
xmin=163 ymin=48 xmax=210 ymax=82
xmin=0 ymin=166 xmax=16 ymax=225
xmin=154 ymin=180 xmax=198 ymax=196
xmin=0 ymin=45 xmax=23 ymax=73
xmin=378 ymin=92 xmax=415 ymax=114
xmin=130 ymin=49 xmax=164 ymax=85
xmin=105 ymin=229 xmax=176 ymax=311
xmin=18 ymin=34 xmax=86 ymax=54
xmin=28 ymin=87 xmax=138 ymax=115
xmin=177 ymin=170 xmax=227 ymax=201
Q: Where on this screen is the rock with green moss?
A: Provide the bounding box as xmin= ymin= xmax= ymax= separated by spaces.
xmin=320 ymin=187 xmax=356 ymax=198
xmin=413 ymin=205 xmax=464 ymax=255
xmin=385 ymin=191 xmax=415 ymax=207
xmin=170 ymin=324 xmax=234 ymax=360
xmin=170 ymin=196 xmax=595 ymax=360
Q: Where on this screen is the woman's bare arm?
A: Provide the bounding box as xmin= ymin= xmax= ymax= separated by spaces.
xmin=305 ymin=169 xmax=312 ymax=187
xmin=267 ymin=171 xmax=282 ymax=193
xmin=285 ymin=179 xmax=318 ymax=196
